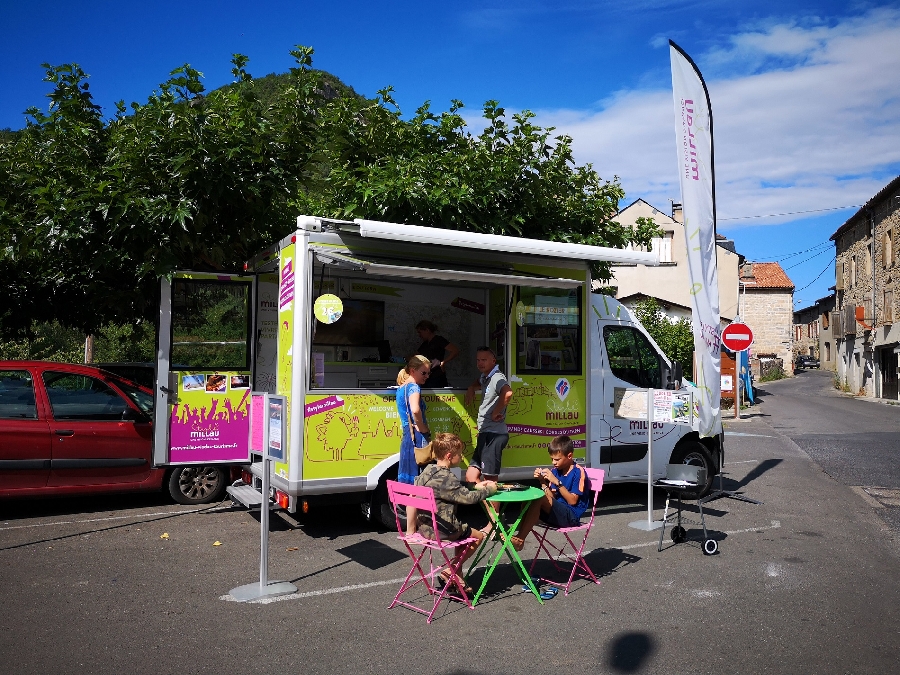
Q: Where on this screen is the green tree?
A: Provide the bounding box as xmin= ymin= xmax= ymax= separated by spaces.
xmin=633 ymin=297 xmax=694 ymax=380
xmin=2 ymin=45 xmax=659 ymax=339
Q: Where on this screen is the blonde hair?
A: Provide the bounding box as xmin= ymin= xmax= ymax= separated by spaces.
xmin=431 ymin=433 xmax=463 ymax=460
xmin=396 ymin=354 xmax=431 ymax=385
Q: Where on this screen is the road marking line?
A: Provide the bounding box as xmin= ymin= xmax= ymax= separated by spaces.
xmin=0 ymin=505 xmax=230 ymax=532
xmin=221 ymin=520 xmax=782 ymax=604
xmin=725 ymin=460 xmax=759 ymax=465
xmin=724 ymin=432 xmax=775 ymax=438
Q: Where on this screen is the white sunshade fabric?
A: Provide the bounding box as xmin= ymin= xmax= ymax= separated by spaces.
xmin=309 ymin=246 xmax=584 ymax=289
xmin=354 ymin=218 xmax=660 ymax=266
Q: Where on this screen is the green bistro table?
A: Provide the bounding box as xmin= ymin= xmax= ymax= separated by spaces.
xmin=467 ymin=486 xmax=545 ymax=605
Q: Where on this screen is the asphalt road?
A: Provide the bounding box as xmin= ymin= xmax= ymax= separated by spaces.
xmin=2 ymin=377 xmax=900 ymax=674
xmin=758 ymin=369 xmax=900 ymax=533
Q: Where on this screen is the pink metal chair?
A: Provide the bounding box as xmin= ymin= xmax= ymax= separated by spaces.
xmin=386 ymin=480 xmax=479 ymax=623
xmin=528 ymin=467 xmax=605 ymax=596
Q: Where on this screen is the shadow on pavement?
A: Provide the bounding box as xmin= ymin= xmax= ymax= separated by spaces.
xmin=606 ymin=631 xmax=657 ymax=673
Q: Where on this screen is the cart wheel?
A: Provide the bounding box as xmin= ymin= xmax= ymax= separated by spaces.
xmin=703 ymin=539 xmax=718 ymax=555
xmin=671 ymin=526 xmax=687 ymax=543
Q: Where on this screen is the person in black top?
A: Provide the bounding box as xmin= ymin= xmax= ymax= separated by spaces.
xmin=415 ymin=320 xmax=460 ymax=388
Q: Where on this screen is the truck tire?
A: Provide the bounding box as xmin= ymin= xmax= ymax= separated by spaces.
xmin=168 ymin=466 xmax=228 ymax=505
xmin=366 ymin=477 xmax=402 ymax=531
xmin=669 ymin=441 xmax=714 ymax=497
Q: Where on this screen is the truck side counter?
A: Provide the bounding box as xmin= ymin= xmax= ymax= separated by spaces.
xmin=153 ymin=216 xmax=722 ymax=527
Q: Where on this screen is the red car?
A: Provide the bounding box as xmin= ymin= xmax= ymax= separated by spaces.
xmin=0 ymin=361 xmax=229 ymax=504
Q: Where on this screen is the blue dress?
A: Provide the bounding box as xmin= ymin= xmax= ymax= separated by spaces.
xmin=396 ymin=382 xmax=427 ymax=484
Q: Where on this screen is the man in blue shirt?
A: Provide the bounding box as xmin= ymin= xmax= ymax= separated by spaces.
xmin=509 ymin=435 xmax=590 ymax=551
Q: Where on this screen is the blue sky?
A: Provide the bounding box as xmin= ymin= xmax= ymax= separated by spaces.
xmin=3 ymin=1 xmax=900 ymax=309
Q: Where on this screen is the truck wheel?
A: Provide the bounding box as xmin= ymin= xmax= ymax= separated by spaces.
xmin=168 ymin=466 xmax=228 ymax=505
xmin=367 ymin=479 xmax=402 ymax=531
xmin=669 ymin=442 xmax=715 ymax=497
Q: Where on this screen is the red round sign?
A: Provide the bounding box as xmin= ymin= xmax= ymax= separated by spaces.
xmin=721 ymin=322 xmax=754 ymax=352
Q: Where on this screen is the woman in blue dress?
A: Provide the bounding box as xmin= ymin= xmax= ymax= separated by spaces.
xmin=396 ymin=355 xmax=431 ymax=487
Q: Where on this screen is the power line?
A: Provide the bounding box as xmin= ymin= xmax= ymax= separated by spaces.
xmin=784 ymin=246 xmax=834 ymax=270
xmin=775 ymin=241 xmax=833 ymax=262
xmin=796 ymin=256 xmax=836 ymax=292
xmin=719 ymin=204 xmax=862 ymax=222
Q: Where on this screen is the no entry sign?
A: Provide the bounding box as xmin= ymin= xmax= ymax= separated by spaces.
xmin=721 ymin=322 xmax=753 ymax=352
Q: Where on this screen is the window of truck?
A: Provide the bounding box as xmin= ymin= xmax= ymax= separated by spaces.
xmin=171 ymin=279 xmax=252 ymax=370
xmin=515 ymin=286 xmax=582 ymax=374
xmin=603 ymin=325 xmax=662 ymax=388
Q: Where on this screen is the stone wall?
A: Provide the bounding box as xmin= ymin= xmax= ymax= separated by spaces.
xmin=743 ymin=289 xmax=794 ymax=373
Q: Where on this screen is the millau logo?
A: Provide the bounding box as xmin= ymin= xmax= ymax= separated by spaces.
xmin=555 ymin=378 xmax=570 ymax=401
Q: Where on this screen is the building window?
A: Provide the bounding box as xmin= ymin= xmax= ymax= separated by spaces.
xmin=657 ymin=232 xmax=673 ymax=263
xmin=795 ymin=325 xmax=802 ymax=341
xmin=851 ymin=256 xmax=857 ymax=287
xmin=884 ymin=289 xmax=894 ymax=324
xmin=884 ymin=228 xmax=894 ymax=268
xmin=825 ymin=342 xmax=831 ymax=361
xmin=866 ymin=243 xmax=872 ymax=277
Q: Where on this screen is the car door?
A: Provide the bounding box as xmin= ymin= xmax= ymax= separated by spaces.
xmin=601 ymin=325 xmax=676 ymax=479
xmin=42 ymin=370 xmax=153 ymax=487
xmin=0 ymin=368 xmax=51 ymax=491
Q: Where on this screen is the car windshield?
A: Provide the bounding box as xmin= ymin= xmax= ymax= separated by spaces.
xmin=114 ymin=379 xmax=154 ymax=415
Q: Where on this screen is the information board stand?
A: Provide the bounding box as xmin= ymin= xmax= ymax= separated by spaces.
xmin=618 ymin=388 xmax=696 ymax=531
xmin=230 ymin=393 xmax=298 ymax=602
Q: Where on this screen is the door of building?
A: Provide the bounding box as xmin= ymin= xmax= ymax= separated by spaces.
xmin=880 ymin=347 xmax=898 ymax=400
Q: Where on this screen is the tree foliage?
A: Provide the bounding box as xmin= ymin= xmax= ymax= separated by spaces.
xmin=1 ymin=46 xmax=657 ymax=338
xmin=632 ymin=297 xmax=695 ymax=380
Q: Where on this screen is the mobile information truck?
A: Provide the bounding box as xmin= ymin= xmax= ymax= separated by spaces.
xmin=152 ymin=216 xmax=723 ymax=527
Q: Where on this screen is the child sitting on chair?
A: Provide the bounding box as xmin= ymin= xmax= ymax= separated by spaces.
xmin=414 ymin=433 xmax=497 ymax=583
xmin=509 ymin=435 xmax=590 ymax=551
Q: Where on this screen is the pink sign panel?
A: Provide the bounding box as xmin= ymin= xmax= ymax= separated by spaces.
xmin=250 ymin=394 xmax=266 ymax=452
xmin=169 ymin=389 xmax=251 ymax=463
xmin=305 ymin=395 xmax=344 ymax=417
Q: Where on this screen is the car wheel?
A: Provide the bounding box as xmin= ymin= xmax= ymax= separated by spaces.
xmin=168 ymin=466 xmax=228 ymax=505
xmin=669 ymin=441 xmax=715 ymax=497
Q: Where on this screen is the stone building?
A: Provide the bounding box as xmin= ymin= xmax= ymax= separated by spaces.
xmin=831 ymin=174 xmax=900 ymax=399
xmin=739 ymin=262 xmax=795 ymax=376
xmin=792 ymin=295 xmax=838 ymax=370
xmin=817 ymin=294 xmax=837 ymax=371
xmin=599 ymin=199 xmax=741 ymax=325
xmin=793 ymin=303 xmax=820 ymax=360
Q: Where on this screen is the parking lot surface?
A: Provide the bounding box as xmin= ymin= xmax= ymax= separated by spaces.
xmin=2 ymin=407 xmax=900 ymax=674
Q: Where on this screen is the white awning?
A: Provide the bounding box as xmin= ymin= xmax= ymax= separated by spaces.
xmin=310 ymin=247 xmax=584 ymax=289
xmin=353 ymin=218 xmax=659 ymax=266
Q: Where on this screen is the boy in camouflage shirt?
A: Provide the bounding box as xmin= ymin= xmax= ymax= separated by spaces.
xmin=414 ymin=433 xmax=497 ymax=577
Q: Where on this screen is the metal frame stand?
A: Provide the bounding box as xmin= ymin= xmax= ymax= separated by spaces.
xmin=229 ymin=457 xmax=297 ymax=602
xmin=702 ymin=455 xmax=763 ymax=506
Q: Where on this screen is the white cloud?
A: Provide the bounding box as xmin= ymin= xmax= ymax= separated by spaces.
xmin=532 ymin=8 xmax=900 ymax=229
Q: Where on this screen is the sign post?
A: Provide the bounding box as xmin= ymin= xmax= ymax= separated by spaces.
xmin=704 ymin=325 xmax=763 ymax=506
xmin=229 ymin=393 xmax=298 ymax=602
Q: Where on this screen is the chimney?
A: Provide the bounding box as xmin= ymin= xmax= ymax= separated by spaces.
xmin=671 ymin=202 xmax=683 ymax=223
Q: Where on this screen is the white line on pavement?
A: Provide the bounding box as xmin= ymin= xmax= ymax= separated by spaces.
xmin=220 ymin=520 xmax=782 ymax=604
xmin=725 ymin=432 xmax=775 ymax=438
xmin=0 ymin=505 xmax=230 ymax=532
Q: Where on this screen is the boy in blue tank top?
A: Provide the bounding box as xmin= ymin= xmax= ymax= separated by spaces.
xmin=509 ymin=435 xmax=590 ymax=551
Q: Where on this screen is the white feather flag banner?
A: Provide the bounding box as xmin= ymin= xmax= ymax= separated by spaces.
xmin=670 ymin=40 xmax=722 ymax=437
